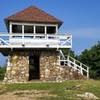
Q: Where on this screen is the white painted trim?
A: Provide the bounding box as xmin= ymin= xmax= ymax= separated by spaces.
xmin=0 ymin=33 xmax=72 ymax=49
xmin=34 ymin=25 xmax=36 ymax=34
xmin=45 ymin=26 xmax=47 ymax=34
xmin=22 ymin=25 xmax=24 ymax=44
xmin=59 ymin=50 xmax=89 ymax=79
xmin=9 ymin=22 xmax=12 ymax=39
xmin=56 ymin=25 xmax=58 ymax=34
xmin=9 ymin=23 xmax=12 ymax=33
xmin=10 ymin=22 xmax=59 ymax=34
xmin=10 ymin=22 xmax=58 ymax=27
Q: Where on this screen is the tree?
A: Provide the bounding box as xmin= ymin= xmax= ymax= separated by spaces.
xmin=0 ymin=66 xmax=6 ymax=80
xmin=78 ymin=41 xmax=100 ymax=79
xmin=60 ymin=48 xmax=77 ymax=58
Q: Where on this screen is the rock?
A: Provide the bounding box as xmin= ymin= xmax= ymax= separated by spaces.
xmin=65 ymin=84 xmax=81 ymax=90
xmin=6 ymin=67 xmax=11 ymax=71
xmin=77 ymin=92 xmax=99 ymax=100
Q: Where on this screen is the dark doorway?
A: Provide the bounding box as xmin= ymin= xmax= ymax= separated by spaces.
xmin=29 ymin=55 xmax=40 ymax=80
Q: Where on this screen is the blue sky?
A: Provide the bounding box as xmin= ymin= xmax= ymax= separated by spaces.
xmin=0 ymin=0 xmax=100 ymax=65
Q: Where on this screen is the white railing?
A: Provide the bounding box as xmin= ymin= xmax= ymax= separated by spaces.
xmin=0 ymin=33 xmax=9 ymax=45
xmin=0 ymin=33 xmax=72 ymax=48
xmin=59 ymin=50 xmax=89 ymax=79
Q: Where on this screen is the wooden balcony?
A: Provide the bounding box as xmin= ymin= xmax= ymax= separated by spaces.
xmin=0 ymin=33 xmax=72 ymax=49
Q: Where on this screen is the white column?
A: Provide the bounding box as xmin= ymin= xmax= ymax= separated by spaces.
xmin=45 ymin=26 xmax=47 ymax=39
xmin=9 ymin=22 xmax=12 ymax=39
xmin=9 ymin=23 xmax=12 ymax=33
xmin=34 ymin=25 xmax=36 ymax=34
xmin=45 ymin=26 xmax=47 ymax=34
xmin=56 ymin=25 xmax=58 ymax=34
xmin=22 ymin=25 xmax=24 ymax=44
xmin=34 ymin=25 xmax=36 ymax=39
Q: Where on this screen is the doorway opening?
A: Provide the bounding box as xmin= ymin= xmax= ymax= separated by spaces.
xmin=29 ymin=55 xmax=40 ymax=80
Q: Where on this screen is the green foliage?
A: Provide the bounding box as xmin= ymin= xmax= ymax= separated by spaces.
xmin=0 ymin=66 xmax=6 ymax=80
xmin=78 ymin=41 xmax=100 ymax=79
xmin=61 ymin=48 xmax=78 ymax=59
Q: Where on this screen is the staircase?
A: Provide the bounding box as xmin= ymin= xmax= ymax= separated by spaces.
xmin=58 ymin=50 xmax=89 ymax=79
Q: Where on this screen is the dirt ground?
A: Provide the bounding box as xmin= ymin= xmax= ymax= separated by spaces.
xmin=0 ymin=90 xmax=57 ymax=100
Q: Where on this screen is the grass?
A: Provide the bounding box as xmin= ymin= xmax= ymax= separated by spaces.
xmin=0 ymin=80 xmax=100 ymax=100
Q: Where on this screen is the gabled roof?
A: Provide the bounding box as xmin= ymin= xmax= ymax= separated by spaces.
xmin=5 ymin=6 xmax=63 ymax=27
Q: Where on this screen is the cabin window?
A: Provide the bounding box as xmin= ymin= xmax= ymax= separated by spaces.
xmin=24 ymin=25 xmax=34 ymax=33
xmin=36 ymin=26 xmax=45 ymax=34
xmin=12 ymin=25 xmax=22 ymax=33
xmin=47 ymin=26 xmax=56 ymax=34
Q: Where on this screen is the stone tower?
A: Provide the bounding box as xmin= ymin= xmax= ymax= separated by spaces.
xmin=0 ymin=6 xmax=88 ymax=83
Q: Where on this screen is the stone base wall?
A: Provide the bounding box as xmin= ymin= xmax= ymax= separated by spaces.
xmin=4 ymin=50 xmax=85 ymax=83
xmin=4 ymin=52 xmax=29 ymax=83
xmin=40 ymin=51 xmax=59 ymax=81
xmin=40 ymin=51 xmax=84 ymax=82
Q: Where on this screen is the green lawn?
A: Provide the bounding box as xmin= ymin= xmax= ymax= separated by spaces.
xmin=0 ymin=80 xmax=100 ymax=100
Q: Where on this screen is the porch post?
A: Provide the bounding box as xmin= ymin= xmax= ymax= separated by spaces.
xmin=22 ymin=25 xmax=24 ymax=45
xmin=45 ymin=26 xmax=47 ymax=34
xmin=34 ymin=25 xmax=36 ymax=34
xmin=9 ymin=22 xmax=12 ymax=39
xmin=56 ymin=25 xmax=58 ymax=34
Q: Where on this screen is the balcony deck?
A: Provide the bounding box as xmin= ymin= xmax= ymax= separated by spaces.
xmin=0 ymin=33 xmax=72 ymax=49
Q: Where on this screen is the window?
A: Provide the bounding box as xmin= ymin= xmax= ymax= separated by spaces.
xmin=12 ymin=25 xmax=22 ymax=33
xmin=47 ymin=26 xmax=56 ymax=34
xmin=36 ymin=26 xmax=45 ymax=34
xmin=24 ymin=25 xmax=34 ymax=33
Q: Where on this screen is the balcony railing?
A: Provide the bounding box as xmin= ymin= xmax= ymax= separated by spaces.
xmin=0 ymin=33 xmax=72 ymax=48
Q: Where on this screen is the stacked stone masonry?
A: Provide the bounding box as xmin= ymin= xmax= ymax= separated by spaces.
xmin=4 ymin=50 xmax=85 ymax=83
xmin=40 ymin=51 xmax=85 ymax=81
xmin=4 ymin=52 xmax=29 ymax=83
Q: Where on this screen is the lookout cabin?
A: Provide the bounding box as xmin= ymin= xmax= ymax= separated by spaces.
xmin=0 ymin=6 xmax=89 ymax=83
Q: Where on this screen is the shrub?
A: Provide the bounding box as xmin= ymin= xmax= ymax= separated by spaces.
xmin=0 ymin=66 xmax=6 ymax=80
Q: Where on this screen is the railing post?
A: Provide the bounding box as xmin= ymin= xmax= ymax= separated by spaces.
xmin=46 ymin=34 xmax=48 ymax=40
xmin=80 ymin=63 xmax=83 ymax=75
xmin=57 ymin=36 xmax=59 ymax=50
xmin=58 ymin=56 xmax=61 ymax=66
xmin=87 ymin=67 xmax=89 ymax=79
xmin=73 ymin=60 xmax=76 ymax=70
xmin=81 ymin=68 xmax=83 ymax=75
xmin=67 ymin=56 xmax=70 ymax=66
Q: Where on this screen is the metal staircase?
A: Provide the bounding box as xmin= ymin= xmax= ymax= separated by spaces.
xmin=58 ymin=50 xmax=89 ymax=79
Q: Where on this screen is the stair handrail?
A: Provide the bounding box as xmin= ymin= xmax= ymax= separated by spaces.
xmin=59 ymin=50 xmax=65 ymax=59
xmin=58 ymin=50 xmax=89 ymax=79
xmin=67 ymin=55 xmax=89 ymax=70
xmin=67 ymin=56 xmax=89 ymax=78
